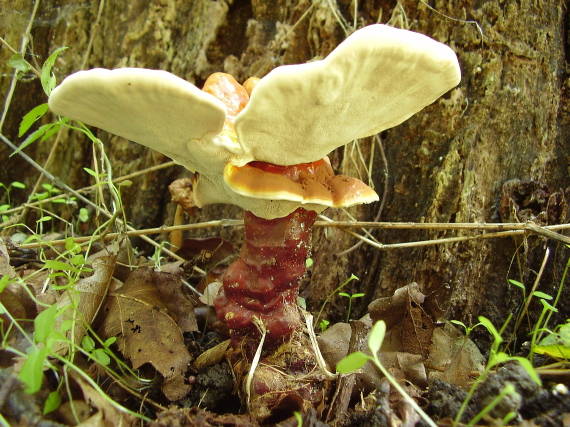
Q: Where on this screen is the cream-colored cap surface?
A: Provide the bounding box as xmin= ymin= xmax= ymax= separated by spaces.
xmin=48 ymin=68 xmax=238 ymax=174
xmin=235 ymin=24 xmax=461 ymax=165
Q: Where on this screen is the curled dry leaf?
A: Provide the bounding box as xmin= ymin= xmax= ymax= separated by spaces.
xmin=73 ymin=374 xmax=136 ymax=427
xmin=99 ymin=268 xmax=196 ymax=400
xmin=54 ymin=253 xmax=117 ymax=354
xmin=151 ymin=407 xmax=257 ymax=427
xmin=425 ymin=322 xmax=485 ymax=388
xmin=0 ymin=238 xmax=16 ymax=277
xmin=369 ymin=283 xmax=434 ymax=356
xmin=193 ymin=339 xmax=230 ymax=370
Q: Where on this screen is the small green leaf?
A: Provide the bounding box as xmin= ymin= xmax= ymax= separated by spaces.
xmin=352 ymin=293 xmax=365 ymax=298
xmin=336 ymin=351 xmax=369 ymax=374
xmin=368 ymin=320 xmax=386 ymax=355
xmin=297 ymin=296 xmax=306 ymax=310
xmin=11 ymin=123 xmax=54 ymax=156
xmin=305 ymin=258 xmax=313 ymax=268
xmin=532 ymin=291 xmax=553 ymax=300
xmin=83 ymin=167 xmax=98 ymax=177
xmin=103 ymin=336 xmax=117 ymax=347
xmin=10 ymin=181 xmax=26 ymax=189
xmin=36 ymin=215 xmax=53 ymax=223
xmin=319 ymin=319 xmax=330 ymax=332
xmin=509 ymin=356 xmax=541 ymax=385
xmin=43 ymin=390 xmax=61 ymax=414
xmin=34 ymin=304 xmax=59 ymax=344
xmin=338 ymin=292 xmax=350 ymax=298
xmin=19 ymin=104 xmax=49 ymax=137
xmin=478 ymin=316 xmax=503 ymax=345
xmin=19 ymin=345 xmax=49 ymax=394
xmin=539 ymin=299 xmax=556 ymax=312
xmin=7 ymin=53 xmax=30 ymax=73
xmin=91 ymin=348 xmax=111 ymax=366
xmin=78 ymin=208 xmax=89 ymax=223
xmin=81 ymin=335 xmax=95 ymax=351
xmin=44 ymin=260 xmax=78 ymax=272
xmin=534 ymin=344 xmax=570 ymax=360
xmin=508 ymin=279 xmax=525 ymax=291
xmin=69 ymin=254 xmax=86 ymax=266
xmin=0 ymin=275 xmax=10 ymax=293
xmin=40 ymin=47 xmax=68 ymax=96
xmin=450 ymin=319 xmax=467 ymax=329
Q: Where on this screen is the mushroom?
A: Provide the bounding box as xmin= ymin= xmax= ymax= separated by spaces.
xmin=49 ymin=24 xmax=460 ymax=418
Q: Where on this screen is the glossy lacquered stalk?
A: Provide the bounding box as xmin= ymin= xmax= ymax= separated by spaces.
xmin=214 ymin=207 xmax=316 ymax=342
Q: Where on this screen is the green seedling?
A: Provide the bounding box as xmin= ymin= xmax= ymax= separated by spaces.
xmin=453 ymin=316 xmax=541 ymax=425
xmin=315 ymin=274 xmax=359 ymax=325
xmin=336 ymin=320 xmax=437 ymax=427
xmin=319 ymin=319 xmax=330 ymax=333
xmin=338 ymin=291 xmax=365 ymax=322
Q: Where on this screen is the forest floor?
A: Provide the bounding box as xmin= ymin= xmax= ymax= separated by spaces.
xmin=1 ymin=206 xmax=569 ymax=426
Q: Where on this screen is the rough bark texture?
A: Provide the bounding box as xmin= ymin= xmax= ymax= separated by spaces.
xmin=1 ymin=1 xmax=568 ymax=334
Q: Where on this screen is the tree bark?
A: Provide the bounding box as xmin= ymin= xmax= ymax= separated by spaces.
xmin=1 ymin=0 xmax=568 ymax=333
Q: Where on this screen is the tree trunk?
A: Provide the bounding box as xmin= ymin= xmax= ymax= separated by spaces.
xmin=1 ymin=0 xmax=568 ymax=335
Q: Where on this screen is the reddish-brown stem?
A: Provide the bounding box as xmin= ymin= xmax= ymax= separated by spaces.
xmin=214 ymin=207 xmax=317 ymax=343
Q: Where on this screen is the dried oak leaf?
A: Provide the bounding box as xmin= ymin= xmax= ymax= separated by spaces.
xmin=369 ymin=283 xmax=434 ymax=356
xmin=54 ymin=254 xmax=116 ymax=353
xmin=99 ymin=268 xmax=195 ymax=400
xmin=73 ymin=373 xmax=136 ymax=427
xmin=425 ymin=322 xmax=484 ymax=388
xmin=151 ymin=407 xmax=257 ymax=427
xmin=368 ymin=282 xmax=425 ymax=328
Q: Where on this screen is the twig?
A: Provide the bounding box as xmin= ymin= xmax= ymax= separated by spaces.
xmin=0 ymin=160 xmax=177 ymax=218
xmin=1 ymin=133 xmax=185 ymax=264
xmin=14 ymin=219 xmax=570 ymax=250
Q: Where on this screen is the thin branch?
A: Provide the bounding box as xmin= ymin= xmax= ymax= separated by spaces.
xmin=15 ymin=219 xmax=570 ymax=250
xmin=0 ymin=160 xmax=176 ymax=219
xmin=1 ymin=133 xmax=185 ymax=264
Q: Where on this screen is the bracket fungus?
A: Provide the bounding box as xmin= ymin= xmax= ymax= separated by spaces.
xmin=49 ymin=24 xmax=460 ymax=417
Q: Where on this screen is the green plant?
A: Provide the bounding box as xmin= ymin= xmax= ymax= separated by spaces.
xmin=338 ymin=291 xmax=364 ymax=322
xmin=318 ymin=318 xmax=330 ymax=332
xmin=315 ymin=274 xmax=358 ymax=325
xmin=534 ymin=319 xmax=570 ymax=360
xmin=336 ymin=320 xmax=437 ymax=427
xmin=453 ymin=316 xmax=541 ymax=425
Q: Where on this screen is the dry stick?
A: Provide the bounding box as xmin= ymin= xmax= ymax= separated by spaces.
xmin=0 ymin=0 xmax=41 ymax=131
xmin=0 ymin=134 xmax=186 ymax=264
xmin=0 ymin=160 xmax=177 ymax=218
xmin=15 ymin=219 xmax=570 ymax=250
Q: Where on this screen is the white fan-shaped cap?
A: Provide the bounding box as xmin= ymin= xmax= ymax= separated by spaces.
xmin=235 ymin=24 xmax=461 ymax=165
xmin=48 ymin=68 xmax=235 ymax=174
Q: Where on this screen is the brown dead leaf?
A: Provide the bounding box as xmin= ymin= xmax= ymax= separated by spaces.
xmin=401 ymin=304 xmax=434 ymax=357
xmin=426 ymin=322 xmax=485 ymax=388
xmin=151 ymin=406 xmax=257 ymax=427
xmin=368 ymin=282 xmax=426 ymax=328
xmin=178 ymin=237 xmax=235 ymax=271
xmin=125 ymin=268 xmax=197 ymax=333
xmin=99 ymin=268 xmax=194 ymax=400
xmin=193 ymin=339 xmax=230 ymax=370
xmin=55 ymin=254 xmax=116 ymax=353
xmin=0 ymin=238 xmax=16 ymax=277
xmin=73 ymin=374 xmax=136 ymax=427
xmin=369 ymin=283 xmax=434 ymax=356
